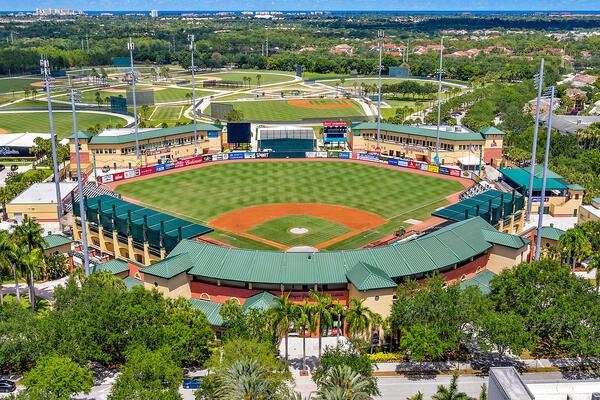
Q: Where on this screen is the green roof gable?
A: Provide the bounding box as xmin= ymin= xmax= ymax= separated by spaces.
xmin=459 ymin=270 xmax=497 ymax=295
xmin=42 ymin=234 xmax=73 ymax=250
xmin=122 ymin=276 xmax=144 ymax=290
xmin=67 ymin=130 xmax=94 ymax=140
xmin=480 ymin=126 xmax=506 ymax=135
xmin=93 ymin=259 xmax=129 ymax=275
xmin=351 ymin=122 xmax=485 ymax=142
xmin=243 ymin=291 xmax=277 ymax=312
xmin=540 ymin=226 xmax=565 ymax=241
xmin=141 ymin=253 xmax=192 ymax=279
xmin=346 ymin=262 xmax=396 ymax=291
xmin=481 ymin=229 xmax=530 ymax=249
xmin=499 ymin=168 xmax=568 ymax=191
xmin=190 ymin=299 xmax=223 ymax=326
xmin=84 ymin=123 xmax=222 ymax=145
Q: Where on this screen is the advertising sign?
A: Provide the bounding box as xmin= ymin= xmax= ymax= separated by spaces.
xmin=255 ymin=152 xmax=269 ymax=159
xmin=338 ymin=152 xmax=351 ymax=159
xmin=184 ymin=157 xmax=203 ymax=166
xmin=244 ymin=152 xmax=256 ymax=159
xmin=124 ymin=170 xmax=136 ymax=179
xmin=439 ymin=167 xmax=450 ymax=175
xmin=228 ymin=152 xmax=245 ymax=160
xmin=398 ymin=160 xmax=409 ymax=168
xmin=164 ymin=162 xmax=175 ymax=170
xmin=100 ymin=174 xmax=113 ymax=184
xmin=388 ymin=158 xmax=399 ymax=166
xmin=139 ymin=166 xmax=154 ymax=176
xmin=419 ymin=163 xmax=429 ymax=171
xmin=449 ymin=169 xmax=461 ymax=177
xmin=113 ymin=172 xmax=125 ymax=181
xmin=155 ymin=164 xmax=165 ymax=173
xmin=407 ymin=161 xmax=418 ymax=169
xmin=428 ymin=165 xmax=439 ymax=174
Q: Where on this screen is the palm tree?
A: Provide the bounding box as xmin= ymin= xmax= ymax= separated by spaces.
xmin=0 ymin=187 xmax=12 ymax=220
xmin=256 ymin=74 xmax=262 ymax=88
xmin=586 ymin=252 xmax=600 ymax=292
xmin=558 ymin=229 xmax=592 ymax=271
xmin=432 ymin=375 xmax=471 ymax=400
xmin=329 ymin=300 xmax=345 ymax=343
xmin=297 ymin=300 xmax=316 ymax=371
xmin=316 ymin=365 xmax=373 ymax=400
xmin=407 ymin=392 xmax=424 ymax=400
xmin=0 ymin=230 xmax=19 ymax=302
xmin=345 ymin=298 xmax=374 ymax=340
xmin=271 ymin=294 xmax=298 ymax=360
xmin=310 ymin=289 xmax=333 ymax=359
xmin=14 ymin=217 xmax=45 ymax=310
xmin=221 ymin=358 xmax=270 ymax=400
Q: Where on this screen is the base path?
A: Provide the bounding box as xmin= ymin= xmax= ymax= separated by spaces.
xmin=209 ymin=203 xmax=387 ymax=250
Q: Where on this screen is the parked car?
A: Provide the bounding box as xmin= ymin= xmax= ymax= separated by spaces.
xmin=0 ymin=164 xmax=5 ymax=172
xmin=0 ymin=379 xmax=16 ymax=393
xmin=182 ymin=377 xmax=202 ymax=389
xmin=10 ymin=164 xmax=18 ymax=172
xmin=101 ymin=165 xmax=110 ymax=173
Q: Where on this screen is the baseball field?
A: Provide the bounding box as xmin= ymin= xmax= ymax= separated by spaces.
xmin=208 ymin=99 xmax=365 ymax=121
xmin=114 ymin=160 xmax=465 ymax=250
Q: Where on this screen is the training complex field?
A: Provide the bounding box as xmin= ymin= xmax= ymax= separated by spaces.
xmin=208 ymin=98 xmax=365 ymax=121
xmin=0 ymin=111 xmax=127 ymax=137
xmin=114 ymin=160 xmax=465 ymax=250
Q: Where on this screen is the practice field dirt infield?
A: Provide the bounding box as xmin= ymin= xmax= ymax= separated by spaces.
xmin=114 ymin=160 xmax=467 ymax=250
xmin=287 ymin=99 xmax=354 ymax=109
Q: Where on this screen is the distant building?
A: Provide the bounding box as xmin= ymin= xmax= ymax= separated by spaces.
xmin=524 ymin=96 xmax=560 ymax=116
xmin=579 ymin=197 xmax=600 ymax=224
xmin=34 ymin=8 xmax=84 ymax=16
xmin=540 ymin=114 xmax=600 ymax=135
xmin=150 ymin=10 xmax=158 ymax=18
xmin=565 ymin=87 xmax=587 ymax=101
xmin=0 ymin=132 xmax=50 ymax=158
xmin=6 ymin=182 xmax=77 ymax=222
xmin=330 ymin=44 xmax=353 ymax=56
xmin=571 ymin=73 xmax=598 ymax=87
xmin=447 ymin=49 xmax=481 ymax=58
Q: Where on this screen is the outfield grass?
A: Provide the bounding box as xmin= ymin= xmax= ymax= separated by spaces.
xmin=115 ymin=161 xmax=463 ymax=248
xmin=248 ymin=215 xmax=351 ymax=247
xmin=200 ymin=71 xmax=296 ymax=86
xmin=150 ymin=105 xmax=184 ymax=121
xmin=0 ymin=77 xmax=42 ymax=94
xmin=208 ymin=99 xmax=365 ymax=121
xmin=61 ymin=86 xmax=214 ymax=105
xmin=0 ymin=111 xmax=127 ymax=137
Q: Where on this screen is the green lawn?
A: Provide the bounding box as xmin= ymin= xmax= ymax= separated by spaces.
xmin=115 ymin=161 xmax=463 ymax=249
xmin=57 ymin=86 xmax=214 ymax=105
xmin=200 ymin=71 xmax=296 ymax=86
xmin=0 ymin=112 xmax=127 ymax=138
xmin=208 ymin=99 xmax=365 ymax=121
xmin=247 ymin=215 xmax=351 ymax=247
xmin=150 ymin=105 xmax=184 ymax=121
xmin=0 ymin=77 xmax=43 ymax=94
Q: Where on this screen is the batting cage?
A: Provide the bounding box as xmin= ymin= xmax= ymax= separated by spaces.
xmin=257 ymin=126 xmax=316 ymax=158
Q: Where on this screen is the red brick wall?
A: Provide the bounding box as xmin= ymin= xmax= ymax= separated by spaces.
xmin=70 ymin=152 xmax=90 ymax=164
xmin=440 ymin=253 xmax=489 ymax=285
xmin=128 ymin=260 xmax=145 ymax=281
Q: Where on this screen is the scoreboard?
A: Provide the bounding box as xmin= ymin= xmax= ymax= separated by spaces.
xmin=323 ymin=121 xmax=348 ymax=144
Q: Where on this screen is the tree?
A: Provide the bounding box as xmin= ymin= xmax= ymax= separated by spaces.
xmin=224 ymin=109 xmax=244 ymax=122
xmin=18 ymin=248 xmax=43 ymax=310
xmin=43 ymin=253 xmax=69 ymax=281
xmin=310 ymin=289 xmax=333 ymax=358
xmin=586 ymin=252 xmax=600 ymax=292
xmin=14 ymin=217 xmax=45 ymax=310
xmin=221 ymin=358 xmax=271 ymax=400
xmin=400 ymin=325 xmax=444 ymax=362
xmin=407 ymin=393 xmax=424 ymax=400
xmin=108 ymin=347 xmax=182 ymax=400
xmin=256 ymin=73 xmax=262 ymax=88
xmin=316 ymin=365 xmax=374 ymax=400
xmin=559 ymin=228 xmax=592 ymax=270
xmin=345 ymin=298 xmax=374 ymax=340
xmin=0 ymin=230 xmax=21 ymax=302
xmin=476 ymin=311 xmax=531 ymax=362
xmin=479 ymin=384 xmax=487 ymax=400
xmin=432 ymin=375 xmax=471 ymax=400
xmin=329 ymin=300 xmax=344 ymax=343
xmin=21 ymin=355 xmax=93 ymax=400
xmin=271 ymin=294 xmax=298 ymax=360
xmin=297 ymin=300 xmax=316 ymax=371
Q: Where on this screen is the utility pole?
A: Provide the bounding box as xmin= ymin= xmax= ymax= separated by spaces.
xmin=266 ymin=29 xmax=269 ymax=57
xmin=40 ymin=57 xmax=63 ymax=225
xmin=376 ymin=29 xmax=384 ymax=152
xmin=405 ymin=38 xmax=410 ymax=63
xmin=86 ymin=34 xmax=89 ymax=51
xmin=534 ymin=86 xmax=555 ymax=262
xmin=188 ymin=34 xmax=198 ymax=155
xmin=69 ymin=88 xmax=90 ymax=275
xmin=127 ymin=38 xmax=141 ymax=164
xmin=434 ymin=36 xmax=444 ymax=165
xmin=526 ymin=58 xmax=545 ymax=223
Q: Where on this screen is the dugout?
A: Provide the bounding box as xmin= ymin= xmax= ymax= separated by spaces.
xmin=257 ymin=126 xmax=316 ymax=158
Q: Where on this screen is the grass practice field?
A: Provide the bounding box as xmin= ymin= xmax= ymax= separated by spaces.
xmin=0 ymin=111 xmax=127 ymax=137
xmin=55 ymin=86 xmax=214 ymax=105
xmin=247 ymin=215 xmax=351 ymax=247
xmin=200 ymin=71 xmax=296 ymax=86
xmin=208 ymin=99 xmax=365 ymax=121
xmin=115 ymin=161 xmax=463 ymax=249
xmin=150 ymin=105 xmax=184 ymax=121
xmin=0 ymin=77 xmax=42 ymax=94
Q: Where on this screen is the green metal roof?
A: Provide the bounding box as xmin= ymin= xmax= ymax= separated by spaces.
xmin=481 ymin=229 xmax=530 ymax=249
xmin=74 ymin=195 xmax=213 ymax=253
xmin=190 ymin=299 xmax=223 ymax=326
xmin=351 ymin=122 xmax=485 ymax=141
xmin=167 ymin=217 xmax=522 ymax=288
xmin=93 ymin=259 xmax=129 ymax=275
xmin=242 ymin=291 xmax=277 ymax=312
xmin=75 ymin=124 xmax=222 ymax=145
xmin=67 ymin=130 xmax=94 ymax=140
xmin=141 ymin=253 xmax=193 ymax=279
xmin=480 ymin=126 xmax=506 ymax=135
xmin=346 ymin=262 xmax=397 ymax=291
xmin=566 ymin=183 xmax=585 ymax=191
xmin=432 ymin=189 xmax=524 ymax=225
xmin=42 ymin=234 xmax=73 ymax=249
xmin=499 ymin=168 xmax=568 ymax=191
xmin=540 ymin=226 xmax=565 ymax=241
xmin=122 ymin=276 xmax=144 ymax=290
xmin=459 ymin=270 xmax=497 ymax=295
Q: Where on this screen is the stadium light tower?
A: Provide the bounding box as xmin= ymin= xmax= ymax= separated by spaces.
xmin=376 ymin=29 xmax=384 ymax=152
xmin=534 ymin=86 xmax=555 ymax=262
xmin=40 ymin=57 xmax=63 ymax=223
xmin=188 ymin=34 xmax=198 ymax=155
xmin=525 ymin=58 xmax=545 ymax=223
xmin=127 ymin=38 xmax=141 ymax=164
xmin=69 ymin=88 xmax=90 ymax=275
xmin=434 ymin=36 xmax=444 ymax=166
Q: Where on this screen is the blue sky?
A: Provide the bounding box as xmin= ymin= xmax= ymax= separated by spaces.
xmin=2 ymin=0 xmax=598 ymax=11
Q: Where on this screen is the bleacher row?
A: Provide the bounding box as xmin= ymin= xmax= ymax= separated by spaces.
xmin=63 ymin=182 xmax=121 ymax=213
xmin=459 ymin=182 xmax=492 ymax=201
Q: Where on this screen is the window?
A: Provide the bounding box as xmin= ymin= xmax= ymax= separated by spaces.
xmin=153 ymin=282 xmax=158 ymax=288
xmin=374 ymin=296 xmax=380 ymax=301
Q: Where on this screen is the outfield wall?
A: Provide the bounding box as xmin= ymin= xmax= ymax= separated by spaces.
xmin=97 ymin=150 xmax=475 ymax=185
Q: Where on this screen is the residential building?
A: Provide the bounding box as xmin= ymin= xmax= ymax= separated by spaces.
xmin=330 ymin=44 xmax=353 ymax=56
xmin=578 ymin=197 xmax=600 ymax=224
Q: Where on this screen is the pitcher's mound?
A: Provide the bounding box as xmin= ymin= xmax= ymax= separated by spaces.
xmin=290 ymin=227 xmax=309 ymax=234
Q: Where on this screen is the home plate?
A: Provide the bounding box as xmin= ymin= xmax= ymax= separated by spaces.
xmin=404 ymin=219 xmax=422 ymax=225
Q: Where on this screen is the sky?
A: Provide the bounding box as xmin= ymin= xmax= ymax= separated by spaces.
xmin=1 ymin=0 xmax=598 ymax=11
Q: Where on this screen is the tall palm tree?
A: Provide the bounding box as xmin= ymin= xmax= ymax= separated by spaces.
xmin=407 ymin=392 xmax=424 ymax=400
xmin=586 ymin=252 xmax=600 ymax=292
xmin=345 ymin=298 xmax=374 ymax=340
xmin=256 ymin=74 xmax=262 ymax=88
xmin=558 ymin=229 xmax=592 ymax=271
xmin=221 ymin=358 xmax=269 ymax=400
xmin=297 ymin=300 xmax=316 ymax=371
xmin=329 ymin=300 xmax=345 ymax=343
xmin=316 ymin=365 xmax=373 ymax=400
xmin=432 ymin=375 xmax=471 ymax=400
xmin=19 ymin=248 xmax=43 ymax=309
xmin=0 ymin=230 xmax=20 ymax=302
xmin=14 ymin=217 xmax=45 ymax=309
xmin=271 ymin=294 xmax=298 ymax=360
xmin=310 ymin=289 xmax=333 ymax=359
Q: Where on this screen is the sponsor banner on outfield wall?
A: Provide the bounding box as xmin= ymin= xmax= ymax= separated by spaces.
xmin=338 ymin=152 xmax=351 ymax=159
xmin=306 ymin=152 xmax=327 ymax=158
xmin=450 ymin=169 xmax=461 ymax=177
xmin=245 ymin=152 xmax=256 ymax=159
xmin=439 ymin=167 xmax=450 ymax=175
xmin=388 ymin=158 xmax=399 ymax=166
xmin=113 ymin=172 xmax=125 ymax=181
xmin=124 ymin=170 xmax=136 ymax=179
xmin=228 ymin=152 xmax=245 ymax=160
xmin=398 ymin=159 xmax=409 ymax=167
xmin=212 ymin=154 xmax=224 ymax=161
xmin=358 ymin=153 xmax=380 ymax=162
xmin=428 ymin=165 xmax=439 ymax=174
xmin=255 ymin=152 xmax=269 ymax=158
